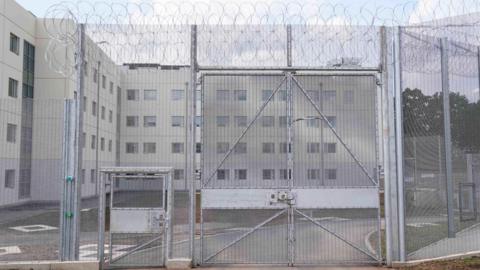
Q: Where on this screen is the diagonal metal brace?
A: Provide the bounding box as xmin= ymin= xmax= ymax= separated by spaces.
xmin=295 ymin=209 xmax=379 ymax=261
xmin=203 ymin=76 xmax=287 ymax=187
xmin=291 ymin=76 xmax=378 ymax=186
xmin=204 ymin=209 xmax=287 ymax=262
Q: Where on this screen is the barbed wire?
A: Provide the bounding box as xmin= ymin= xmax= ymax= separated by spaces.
xmin=43 ymin=0 xmax=480 ymax=77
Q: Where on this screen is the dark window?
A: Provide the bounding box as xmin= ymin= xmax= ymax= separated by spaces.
xmin=22 ymin=41 xmax=35 ymax=98
xmin=10 ymin=33 xmax=19 ymax=54
xmin=8 ymin=78 xmax=18 ymax=98
xmin=4 ymin=170 xmax=15 ymax=188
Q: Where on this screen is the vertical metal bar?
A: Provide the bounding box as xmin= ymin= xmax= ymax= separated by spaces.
xmin=185 ymin=82 xmax=189 ymax=191
xmin=166 ymin=171 xmax=174 ymax=260
xmin=374 ymin=74 xmax=382 ymax=264
xmin=97 ymin=172 xmax=106 ymax=268
xmin=108 ymin=174 xmax=113 ymax=263
xmin=380 ymin=25 xmax=394 ymax=266
xmin=70 ymin=23 xmax=86 ymax=261
xmin=286 ymin=72 xmax=294 ymax=266
xmin=163 ymin=175 xmax=167 ymax=265
xmin=189 ymin=24 xmax=198 ymax=264
xmin=478 ymin=47 xmax=480 ymax=99
xmin=393 ymin=26 xmax=406 ymax=262
xmin=441 ymin=37 xmax=456 ymax=238
xmin=95 ymin=61 xmax=101 ymax=196
xmin=287 ymin=25 xmax=292 ymax=67
xmin=60 ymin=100 xmax=73 ymax=260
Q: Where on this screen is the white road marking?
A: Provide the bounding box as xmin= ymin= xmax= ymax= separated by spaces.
xmin=10 ymin=224 xmax=58 ymax=232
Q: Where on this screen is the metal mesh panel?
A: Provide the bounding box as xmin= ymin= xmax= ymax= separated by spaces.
xmin=202 ymin=74 xmax=288 ymax=189
xmin=108 ymin=176 xmax=166 ymax=267
xmin=294 ymin=209 xmax=379 ymax=264
xmin=201 ymin=209 xmax=288 ymax=264
xmin=0 ymin=99 xmax=65 ymax=261
xmin=402 ymin=27 xmax=480 ymax=260
xmin=292 ymin=75 xmax=378 ymax=188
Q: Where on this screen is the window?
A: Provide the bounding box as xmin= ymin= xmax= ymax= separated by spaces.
xmin=171 ymin=89 xmax=184 ymax=101
xmin=262 ymin=116 xmax=274 ymax=127
xmin=8 ymin=78 xmax=18 ymax=98
xmin=126 ymin=142 xmax=139 ymax=153
xmin=234 ymin=142 xmax=247 ymax=154
xmin=279 ymin=142 xmax=288 ymax=153
xmin=90 ymin=169 xmax=96 ymax=183
xmin=196 ymin=90 xmax=201 ymax=101
xmin=81 ymin=169 xmax=85 ymax=184
xmin=126 ymin=116 xmax=139 ymax=127
xmin=217 ymin=169 xmax=229 ymax=180
xmin=92 ymin=101 xmax=97 ymax=116
xmin=4 ymin=170 xmax=15 ymax=188
xmin=144 ymin=89 xmax=157 ymax=100
xmin=279 ymin=90 xmax=287 ymax=101
xmin=84 ymin=61 xmax=88 ymax=76
xmin=83 ymin=96 xmax=87 ymax=112
xmin=109 ymin=82 xmax=114 ymax=94
xmin=171 ymin=116 xmax=184 ymax=127
xmin=234 ymin=169 xmax=247 ymax=180
xmin=144 ymin=142 xmax=156 ymax=154
xmin=326 ymin=116 xmax=336 ymax=128
xmin=279 ymin=116 xmax=287 ymax=127
xmin=102 ymin=75 xmax=106 ymax=89
xmin=93 ymin=68 xmax=98 ymax=83
xmin=22 ymin=41 xmax=35 ymax=98
xmin=91 ymin=135 xmax=96 ymax=149
xmin=306 ymin=116 xmax=320 ymax=128
xmin=325 ymin=169 xmax=337 ymax=180
xmin=6 ymin=123 xmax=16 ymax=143
xmin=172 ymin=143 xmax=184 ymax=153
xmin=109 ymin=110 xmax=113 ymax=123
xmin=10 ymin=33 xmax=19 ymax=54
xmin=262 ymin=90 xmax=274 ymax=101
xmin=262 ymin=142 xmax=275 ymax=153
xmin=100 ymin=137 xmax=105 ymax=151
xmin=216 ymin=116 xmax=229 ymax=127
xmin=307 ymin=142 xmax=320 ymax=153
xmin=217 ymin=142 xmax=229 ymax=154
xmin=234 ymin=90 xmax=247 ymax=101
xmin=344 ymin=90 xmax=354 ymax=104
xmin=279 ymin=169 xmax=289 ymax=180
xmin=174 ymin=169 xmax=184 ymax=180
xmin=127 ymin=89 xmax=139 ymax=101
xmin=101 ymin=106 xmax=105 ymax=120
xmin=262 ymin=169 xmax=275 ymax=180
xmin=82 ymin=132 xmax=86 ymax=148
xmin=323 ymin=90 xmax=336 ymax=102
xmin=216 ymin=90 xmax=229 ymax=101
xmin=195 ymin=116 xmax=202 ymax=127
xmin=108 ymin=140 xmax=112 ymax=152
xmin=144 ymin=116 xmax=157 ymax=127
xmin=235 ymin=116 xmax=247 ymax=127
xmin=324 ymin=143 xmax=336 ymax=153
xmin=307 ymin=169 xmax=321 ymax=180
xmin=307 ymin=90 xmax=320 ymax=103
xmin=196 ymin=143 xmax=202 ymax=153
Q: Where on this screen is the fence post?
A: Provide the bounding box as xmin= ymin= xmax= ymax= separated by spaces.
xmin=60 ymin=23 xmax=85 ymax=261
xmin=440 ymin=37 xmax=456 ymax=238
xmin=393 ymin=26 xmax=406 ymax=262
xmin=189 ymin=24 xmax=198 ymax=265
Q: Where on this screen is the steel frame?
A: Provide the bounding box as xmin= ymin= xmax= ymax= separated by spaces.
xmin=97 ymin=167 xmax=173 ymax=269
xmin=199 ymin=70 xmax=382 ymax=266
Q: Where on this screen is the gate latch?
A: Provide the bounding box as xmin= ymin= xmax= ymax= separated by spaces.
xmin=269 ymin=190 xmax=296 ymax=205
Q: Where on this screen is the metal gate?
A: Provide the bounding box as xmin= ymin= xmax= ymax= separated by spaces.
xmin=200 ymin=71 xmax=381 ymax=265
xmin=98 ymin=167 xmax=174 ymax=268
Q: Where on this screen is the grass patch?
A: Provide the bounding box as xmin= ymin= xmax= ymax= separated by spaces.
xmin=399 ymin=256 xmax=480 ymax=269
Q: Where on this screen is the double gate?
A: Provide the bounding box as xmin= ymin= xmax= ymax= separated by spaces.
xmin=200 ymin=72 xmax=382 ymax=265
